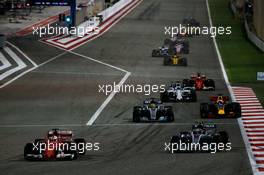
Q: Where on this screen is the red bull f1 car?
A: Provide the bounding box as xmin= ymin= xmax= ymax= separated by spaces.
xmin=200 ymin=95 xmax=241 ymax=118
xmin=24 ymin=129 xmax=86 ymax=161
xmin=183 ymin=73 xmax=215 ymax=90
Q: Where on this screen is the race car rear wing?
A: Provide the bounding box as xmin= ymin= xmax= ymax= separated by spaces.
xmin=210 ymin=96 xmax=229 ymax=103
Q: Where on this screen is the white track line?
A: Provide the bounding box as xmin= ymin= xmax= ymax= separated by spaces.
xmin=0 ymin=47 xmax=27 ymax=81
xmin=86 ymin=72 xmax=130 ymax=125
xmin=6 ymin=41 xmax=38 ymax=67
xmin=0 ymin=51 xmax=11 ymax=71
xmin=0 ymin=51 xmax=66 ymax=89
xmin=69 ymin=51 xmax=128 ymax=73
xmin=0 ymin=122 xmax=238 ymax=128
xmin=68 ymin=51 xmax=131 ymax=125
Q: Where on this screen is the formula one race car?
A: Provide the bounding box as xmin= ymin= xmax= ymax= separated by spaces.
xmin=24 ymin=129 xmax=86 ymax=161
xmin=183 ymin=73 xmax=215 ymax=91
xmin=133 ymin=98 xmax=174 ymax=122
xmin=163 ymin=55 xmax=187 ymax=66
xmin=160 ymin=82 xmax=197 ymax=102
xmin=170 ymin=122 xmax=229 ymax=153
xmin=200 ymin=95 xmax=241 ymax=118
xmin=182 ymin=17 xmax=200 ymax=27
xmin=152 ymin=46 xmax=170 ymax=57
xmin=164 ymin=37 xmax=189 ymax=51
xmin=152 ymin=38 xmax=189 ymax=57
xmin=177 ymin=17 xmax=201 ymax=36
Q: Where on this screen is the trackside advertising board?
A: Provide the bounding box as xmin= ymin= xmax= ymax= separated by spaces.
xmin=32 ymin=0 xmax=71 ymax=6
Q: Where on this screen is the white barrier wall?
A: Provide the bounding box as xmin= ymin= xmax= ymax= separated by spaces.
xmin=253 ymin=0 xmax=264 ymax=41
xmin=245 ymin=20 xmax=264 ymax=52
xmin=76 ymin=0 xmax=133 ymax=36
xmin=98 ymin=0 xmax=133 ymax=20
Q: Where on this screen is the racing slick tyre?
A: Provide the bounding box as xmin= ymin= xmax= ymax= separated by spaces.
xmin=24 ymin=143 xmax=38 ymax=161
xmin=182 ymin=41 xmax=189 ymax=48
xmin=200 ymin=103 xmax=209 ymax=118
xmin=34 ymin=139 xmax=45 ymax=144
xmin=163 ymin=56 xmax=171 ymax=66
xmin=63 ymin=142 xmax=78 ymax=160
xmin=133 ymin=106 xmax=141 ymax=122
xmin=183 ymin=47 xmax=189 ymax=54
xmin=205 ymin=79 xmax=215 ymax=90
xmin=164 ymin=38 xmax=173 ymax=46
xmin=165 ymin=106 xmax=174 ymax=122
xmin=218 ymin=131 xmax=229 ymax=144
xmin=160 ymin=92 xmax=169 ymax=102
xmin=74 ymin=138 xmax=86 ymax=155
xmin=182 ymin=58 xmax=187 ymax=66
xmin=152 ymin=49 xmax=160 ymax=57
xmin=170 ymin=136 xmax=180 ymax=153
xmin=183 ymin=79 xmax=195 ymax=88
xmin=230 ymin=102 xmax=242 ymax=118
xmin=190 ymin=90 xmax=197 ymax=102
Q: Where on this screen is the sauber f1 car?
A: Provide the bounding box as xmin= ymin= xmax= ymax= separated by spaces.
xmin=164 ymin=37 xmax=189 ymax=52
xmin=163 ymin=55 xmax=187 ymax=66
xmin=170 ymin=122 xmax=229 ymax=153
xmin=133 ymin=98 xmax=174 ymax=122
xmin=183 ymin=73 xmax=215 ymax=90
xmin=24 ymin=129 xmax=86 ymax=161
xmin=200 ymin=95 xmax=241 ymax=118
xmin=160 ymin=82 xmax=197 ymax=102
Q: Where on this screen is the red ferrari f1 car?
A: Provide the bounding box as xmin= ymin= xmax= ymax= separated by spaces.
xmin=24 ymin=129 xmax=86 ymax=161
xmin=200 ymin=95 xmax=241 ymax=118
xmin=183 ymin=73 xmax=215 ymax=90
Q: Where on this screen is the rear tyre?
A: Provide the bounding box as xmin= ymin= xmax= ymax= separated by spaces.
xmin=24 ymin=143 xmax=35 ymax=161
xmin=182 ymin=58 xmax=187 ymax=66
xmin=200 ymin=103 xmax=209 ymax=118
xmin=231 ymin=102 xmax=241 ymax=118
xmin=206 ymin=79 xmax=215 ymax=90
xmin=74 ymin=138 xmax=86 ymax=155
xmin=218 ymin=131 xmax=229 ymax=144
xmin=191 ymin=90 xmax=197 ymax=102
xmin=166 ymin=107 xmax=174 ymax=122
xmin=160 ymin=92 xmax=169 ymax=102
xmin=152 ymin=49 xmax=160 ymax=57
xmin=164 ymin=38 xmax=172 ymax=46
xmin=163 ymin=56 xmax=170 ymax=66
xmin=133 ymin=106 xmax=141 ymax=122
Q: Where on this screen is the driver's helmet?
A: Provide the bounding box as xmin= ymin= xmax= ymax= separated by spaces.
xmin=217 ymin=96 xmax=224 ymax=104
xmin=173 ymin=55 xmax=179 ymax=58
xmin=197 ymin=72 xmax=201 ymax=77
xmin=218 ymin=101 xmax=224 ymax=109
xmin=49 ymin=135 xmax=58 ymax=141
xmin=193 ymin=128 xmax=204 ymax=135
xmin=149 ymin=103 xmax=156 ymax=109
xmin=161 ymin=46 xmax=166 ymax=51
